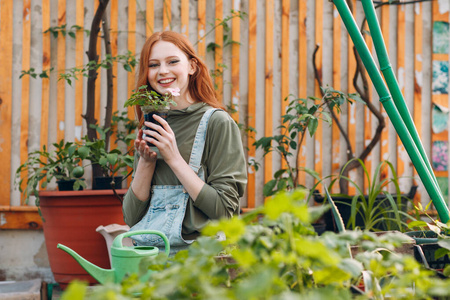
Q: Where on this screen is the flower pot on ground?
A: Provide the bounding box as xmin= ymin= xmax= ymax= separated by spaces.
xmin=39 ymin=189 xmax=127 ymax=289
xmin=313 ymin=185 xmax=417 ymax=232
xmin=14 ymin=140 xmax=86 ymax=205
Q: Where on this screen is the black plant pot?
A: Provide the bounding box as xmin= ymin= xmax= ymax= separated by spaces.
xmin=93 ymin=176 xmax=123 ymax=190
xmin=314 ymin=185 xmax=417 ymax=232
xmin=144 ymin=111 xmax=169 ymax=147
xmin=57 ymin=179 xmax=84 ymax=191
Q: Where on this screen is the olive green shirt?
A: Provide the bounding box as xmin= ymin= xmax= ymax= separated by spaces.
xmin=122 ymin=102 xmax=247 ymax=240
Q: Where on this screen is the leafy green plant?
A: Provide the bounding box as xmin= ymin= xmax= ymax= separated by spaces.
xmin=124 ymin=85 xmax=178 ymax=113
xmin=14 ymin=140 xmax=86 ymax=205
xmin=252 ymin=86 xmax=362 ymax=196
xmin=314 ymin=159 xmax=417 ymax=232
xmin=78 ymin=138 xmax=134 ymax=179
xmin=60 ymin=189 xmax=450 ymax=299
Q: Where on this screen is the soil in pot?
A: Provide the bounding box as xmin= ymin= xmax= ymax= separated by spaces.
xmin=93 ymin=176 xmax=123 ymax=190
xmin=57 ymin=179 xmax=84 ymax=191
xmin=144 ymin=111 xmax=168 ymax=147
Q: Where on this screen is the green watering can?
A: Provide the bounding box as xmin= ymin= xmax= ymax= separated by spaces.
xmin=57 ymin=230 xmax=170 ymax=284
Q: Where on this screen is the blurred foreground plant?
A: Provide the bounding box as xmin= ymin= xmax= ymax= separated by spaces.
xmin=63 ymin=189 xmax=450 ymax=299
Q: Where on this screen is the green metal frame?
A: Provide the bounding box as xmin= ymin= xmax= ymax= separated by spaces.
xmin=333 ymin=0 xmax=450 ymax=223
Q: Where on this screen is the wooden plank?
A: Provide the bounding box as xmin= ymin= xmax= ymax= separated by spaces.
xmin=29 ymin=0 xmax=43 ymax=156
xmin=146 ymin=0 xmax=154 ymax=35
xmin=305 ymin=0 xmax=316 ymax=191
xmin=354 ymin=0 xmax=364 ymax=191
xmin=363 ymin=9 xmax=372 ymax=194
xmin=0 ymin=209 xmax=42 ymax=230
xmin=387 ymin=2 xmax=398 ymax=193
xmin=281 ymin=0 xmax=289 ymax=116
xmin=128 ymin=0 xmax=137 ymax=122
xmin=231 ymin=0 xmax=240 ymax=122
xmin=111 ymin=0 xmax=118 ymax=127
xmin=117 ymin=0 xmax=128 ymax=115
xmin=314 ymin=0 xmax=323 ymax=190
xmin=163 ymin=0 xmax=171 ymax=31
xmin=396 ymin=3 xmax=406 ymax=190
xmin=214 ymin=0 xmax=223 ymax=103
xmin=332 ymin=4 xmax=341 ymax=192
xmin=222 ymin=0 xmax=231 ymax=109
xmin=197 ymin=0 xmax=206 ymax=59
xmin=338 ymin=1 xmax=349 ymax=191
xmin=322 ymin=0 xmax=333 ymax=187
xmin=41 ymin=0 xmax=50 ymax=152
xmin=0 ymin=0 xmax=13 ymax=206
xmin=95 ymin=0 xmax=102 ymax=127
xmin=264 ymin=0 xmax=274 ymax=185
xmin=421 ymin=0 xmax=432 ymax=205
xmin=345 ymin=0 xmax=357 ymax=195
xmin=247 ymin=0 xmax=256 ymax=208
xmin=379 ymin=1 xmax=389 ymax=191
xmin=298 ymin=0 xmax=308 ymax=187
xmin=56 ymin=0 xmax=66 ymax=142
xmin=10 ymin=0 xmax=24 ymax=206
xmin=370 ymin=7 xmax=381 ymax=189
xmin=402 ymin=3 xmax=415 ymax=192
xmin=65 ymin=0 xmax=76 ymax=142
xmin=19 ymin=0 xmax=31 ymax=204
xmin=181 ymin=0 xmax=189 ymax=37
xmin=47 ymin=0 xmax=58 ymax=149
xmin=74 ymin=0 xmax=84 ymax=141
xmin=414 ymin=1 xmax=422 ymax=206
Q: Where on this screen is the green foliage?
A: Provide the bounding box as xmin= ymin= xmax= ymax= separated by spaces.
xmin=316 ymin=159 xmax=417 ymax=232
xmin=124 ymin=85 xmax=177 ymax=112
xmin=20 ymin=51 xmax=137 ymax=86
xmin=63 ymin=189 xmax=450 ymax=299
xmin=253 ymin=87 xmax=357 ymax=196
xmin=14 ymin=140 xmax=87 ymax=205
xmin=43 ymin=24 xmax=90 ymax=39
xmin=79 ymin=138 xmax=134 ymax=178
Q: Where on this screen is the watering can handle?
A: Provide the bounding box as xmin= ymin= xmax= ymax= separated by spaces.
xmin=113 ymin=230 xmax=170 ymax=256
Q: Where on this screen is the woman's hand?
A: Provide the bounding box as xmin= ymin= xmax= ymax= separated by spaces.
xmin=143 ymin=115 xmax=182 ymax=166
xmin=135 ymin=129 xmax=157 ymax=164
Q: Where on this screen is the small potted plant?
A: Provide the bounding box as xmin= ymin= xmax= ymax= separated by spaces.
xmin=79 ymin=138 xmax=134 ymax=190
xmin=124 ymin=85 xmax=179 ymax=147
xmin=14 ymin=139 xmax=86 ymax=205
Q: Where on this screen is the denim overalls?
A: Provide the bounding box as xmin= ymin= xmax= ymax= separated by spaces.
xmin=130 ymin=108 xmax=218 ymax=254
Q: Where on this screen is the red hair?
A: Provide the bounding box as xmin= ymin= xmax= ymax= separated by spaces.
xmin=135 ymin=31 xmax=224 ymax=123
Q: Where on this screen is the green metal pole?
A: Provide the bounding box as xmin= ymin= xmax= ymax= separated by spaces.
xmin=360 ymin=0 xmax=439 ymax=188
xmin=333 ymin=0 xmax=450 ymax=222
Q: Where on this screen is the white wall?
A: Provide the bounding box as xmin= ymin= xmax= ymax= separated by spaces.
xmin=0 ymin=231 xmax=53 ymax=283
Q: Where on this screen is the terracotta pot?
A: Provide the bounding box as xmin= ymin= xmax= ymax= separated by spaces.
xmin=39 ymin=189 xmax=127 ymax=289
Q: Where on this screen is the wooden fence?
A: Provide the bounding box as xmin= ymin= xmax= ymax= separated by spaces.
xmin=1 ymin=0 xmax=450 ymax=228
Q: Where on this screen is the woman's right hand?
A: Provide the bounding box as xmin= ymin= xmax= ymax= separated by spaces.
xmin=135 ymin=129 xmax=157 ymax=164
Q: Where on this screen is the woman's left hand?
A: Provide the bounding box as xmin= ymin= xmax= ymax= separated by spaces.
xmin=143 ymin=115 xmax=182 ymax=165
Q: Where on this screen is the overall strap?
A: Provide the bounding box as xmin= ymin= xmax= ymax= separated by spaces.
xmin=188 ymin=108 xmax=219 ymax=174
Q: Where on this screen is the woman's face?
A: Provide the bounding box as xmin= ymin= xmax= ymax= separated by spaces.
xmin=147 ymin=41 xmax=195 ymax=105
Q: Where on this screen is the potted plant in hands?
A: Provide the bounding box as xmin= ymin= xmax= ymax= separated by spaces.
xmin=124 ymin=85 xmax=179 ymax=147
xmin=14 ymin=140 xmax=86 ymax=206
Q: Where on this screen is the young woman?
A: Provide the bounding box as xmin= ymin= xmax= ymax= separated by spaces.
xmin=123 ymin=31 xmax=247 ymax=253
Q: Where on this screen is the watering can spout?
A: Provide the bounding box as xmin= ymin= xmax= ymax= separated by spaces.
xmin=57 ymin=244 xmax=115 ymax=284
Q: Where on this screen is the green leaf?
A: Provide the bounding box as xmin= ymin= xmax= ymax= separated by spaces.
xmin=106 ymin=153 xmax=118 ymax=165
xmin=308 ymin=118 xmax=319 ymax=137
xmin=263 ymin=180 xmax=277 ymax=197
xmin=77 ymin=146 xmax=89 ymax=159
xmin=99 ymin=157 xmax=108 ymax=166
xmin=123 ymin=64 xmax=132 ymax=72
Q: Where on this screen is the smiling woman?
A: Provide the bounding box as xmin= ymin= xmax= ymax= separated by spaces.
xmin=122 ymin=31 xmax=247 ymax=255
